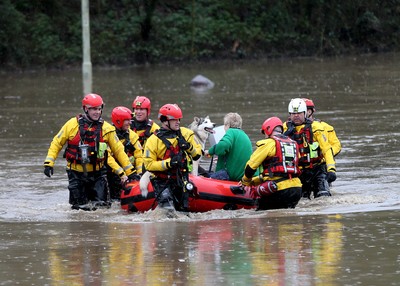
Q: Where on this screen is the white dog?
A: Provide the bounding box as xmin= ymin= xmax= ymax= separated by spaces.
xmin=140 ymin=116 xmax=215 ymax=197
xmin=188 ymin=116 xmax=215 ymax=175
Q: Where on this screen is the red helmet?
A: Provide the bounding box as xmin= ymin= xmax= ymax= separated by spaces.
xmin=158 ymin=104 xmax=182 ymax=121
xmin=303 ymin=98 xmax=316 ymax=112
xmin=82 ymin=93 xmax=104 ymax=108
xmin=132 ymin=96 xmax=151 ymax=115
xmin=261 ymin=117 xmax=283 ymax=136
xmin=111 ymin=106 xmax=132 ymax=129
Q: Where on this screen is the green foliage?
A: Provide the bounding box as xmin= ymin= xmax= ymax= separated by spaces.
xmin=0 ymin=0 xmax=399 ymax=68
xmin=28 ymin=14 xmax=65 ymax=65
xmin=0 ymin=0 xmax=27 ymax=66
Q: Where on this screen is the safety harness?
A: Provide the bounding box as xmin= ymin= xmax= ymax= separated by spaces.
xmin=285 ymin=119 xmax=323 ymax=168
xmin=116 ymin=129 xmax=136 ymax=157
xmin=151 ymin=129 xmax=193 ymax=210
xmin=64 ymin=115 xmax=106 ymax=172
xmin=130 ymin=119 xmax=154 ymax=146
xmin=262 ymin=134 xmax=301 ymax=179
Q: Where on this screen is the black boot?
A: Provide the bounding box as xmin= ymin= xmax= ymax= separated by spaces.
xmin=71 ymin=203 xmax=97 ymax=211
xmin=158 ymin=188 xmax=174 ymax=210
xmin=314 ymin=189 xmax=332 ymax=198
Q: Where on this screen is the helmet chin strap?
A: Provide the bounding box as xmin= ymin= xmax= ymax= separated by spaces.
xmin=83 ymin=107 xmax=102 ymax=122
xmin=163 ymin=120 xmax=177 ymax=132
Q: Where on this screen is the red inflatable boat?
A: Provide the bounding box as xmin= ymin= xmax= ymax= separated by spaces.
xmin=120 ymin=175 xmax=258 ymax=213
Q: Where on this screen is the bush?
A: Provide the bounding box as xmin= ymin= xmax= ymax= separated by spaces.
xmin=0 ymin=0 xmax=399 ymax=68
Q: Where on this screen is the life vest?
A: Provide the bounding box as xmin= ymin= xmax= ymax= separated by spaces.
xmin=115 ymin=129 xmax=135 ymax=156
xmin=114 ymin=129 xmax=136 ymax=164
xmin=289 ymin=120 xmax=323 ymax=167
xmin=262 ymin=134 xmax=301 ymax=178
xmin=152 ymin=130 xmax=188 ymax=179
xmin=64 ymin=115 xmax=105 ymax=165
xmin=130 ymin=119 xmax=154 ymax=146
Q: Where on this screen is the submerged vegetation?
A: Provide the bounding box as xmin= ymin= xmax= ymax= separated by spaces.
xmin=1 ymin=0 xmax=399 ymax=68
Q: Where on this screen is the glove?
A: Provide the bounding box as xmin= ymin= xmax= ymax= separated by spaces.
xmin=44 ymin=166 xmax=54 ymax=177
xmin=240 ymin=176 xmax=253 ymax=186
xmin=128 ymin=173 xmax=141 ymax=182
xmin=326 ymin=172 xmax=337 ymax=183
xmin=178 ymin=137 xmax=191 ymax=151
xmin=169 ymin=154 xmax=182 ymax=169
xmin=124 ymin=141 xmax=135 ymax=153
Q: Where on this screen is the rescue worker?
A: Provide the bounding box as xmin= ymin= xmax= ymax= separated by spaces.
xmin=107 ymin=106 xmax=144 ymax=200
xmin=130 ymin=96 xmax=160 ymax=148
xmin=283 ymin=98 xmax=337 ymax=198
xmin=241 ymin=117 xmax=302 ymax=210
xmin=143 ymin=104 xmax=202 ymax=211
xmin=303 ymin=98 xmax=341 ymax=157
xmin=43 ymin=94 xmax=136 ymax=211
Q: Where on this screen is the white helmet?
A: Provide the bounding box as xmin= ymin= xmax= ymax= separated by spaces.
xmin=288 ymin=98 xmax=307 ymax=113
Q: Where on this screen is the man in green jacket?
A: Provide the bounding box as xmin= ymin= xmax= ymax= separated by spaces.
xmin=204 ymin=113 xmax=253 ymax=181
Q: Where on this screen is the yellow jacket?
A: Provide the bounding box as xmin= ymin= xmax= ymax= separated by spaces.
xmin=320 ymin=121 xmax=341 ymax=157
xmin=242 ymin=138 xmax=302 ymax=190
xmin=44 ymin=116 xmax=135 ymax=175
xmin=107 ymin=129 xmax=144 ymax=176
xmin=284 ymin=120 xmax=336 ymax=172
xmin=131 ymin=120 xmax=160 ymax=148
xmin=143 ymin=127 xmax=202 ymax=172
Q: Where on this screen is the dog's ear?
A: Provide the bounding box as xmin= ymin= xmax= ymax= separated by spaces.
xmin=194 ymin=116 xmax=200 ymax=122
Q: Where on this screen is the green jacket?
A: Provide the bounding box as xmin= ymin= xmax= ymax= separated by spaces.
xmin=208 ymin=128 xmax=253 ymax=181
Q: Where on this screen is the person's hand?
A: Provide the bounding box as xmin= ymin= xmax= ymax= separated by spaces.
xmin=120 ymin=175 xmax=128 ymax=184
xmin=178 ymin=137 xmax=191 ymax=151
xmin=204 ymin=150 xmax=210 ymax=157
xmin=128 ymin=173 xmax=141 ymax=182
xmin=326 ymin=172 xmax=337 ymax=183
xmin=44 ymin=166 xmax=53 ymax=177
xmin=169 ymin=154 xmax=181 ymax=169
xmin=124 ymin=141 xmax=135 ymax=153
xmin=240 ymin=176 xmax=252 ymax=186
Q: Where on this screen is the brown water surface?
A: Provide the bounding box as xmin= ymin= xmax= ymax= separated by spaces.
xmin=0 ymin=53 xmax=399 ymax=285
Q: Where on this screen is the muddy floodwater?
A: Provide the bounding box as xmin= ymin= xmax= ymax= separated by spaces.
xmin=0 ymin=53 xmax=399 ymax=285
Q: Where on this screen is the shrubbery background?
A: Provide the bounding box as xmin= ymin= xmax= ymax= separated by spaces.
xmin=1 ymin=0 xmax=399 ymax=68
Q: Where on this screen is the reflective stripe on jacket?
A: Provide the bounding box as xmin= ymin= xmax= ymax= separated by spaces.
xmin=44 ymin=115 xmax=135 ymax=175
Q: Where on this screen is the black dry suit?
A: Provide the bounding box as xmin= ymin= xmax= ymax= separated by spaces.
xmin=151 ymin=128 xmax=196 ymax=211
